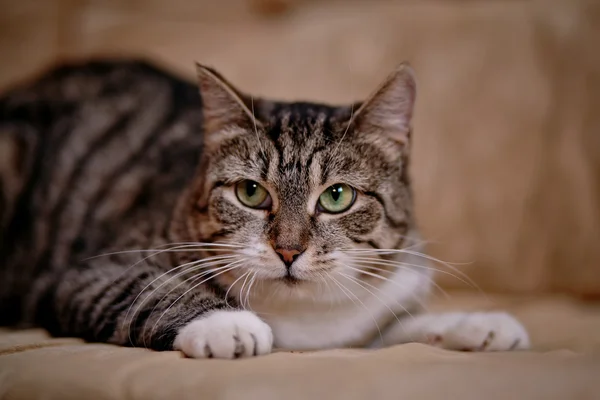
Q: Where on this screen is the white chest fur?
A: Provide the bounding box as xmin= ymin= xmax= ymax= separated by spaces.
xmin=248 ymin=252 xmax=433 ymax=350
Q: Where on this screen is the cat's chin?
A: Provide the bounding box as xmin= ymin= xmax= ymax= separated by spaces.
xmin=268 ymin=272 xmax=325 ymax=287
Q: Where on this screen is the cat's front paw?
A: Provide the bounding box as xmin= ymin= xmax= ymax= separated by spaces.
xmin=174 ymin=310 xmax=273 ymax=359
xmin=441 ymin=312 xmax=530 ymax=351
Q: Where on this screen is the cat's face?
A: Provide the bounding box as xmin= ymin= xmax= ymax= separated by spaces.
xmin=175 ymin=64 xmax=417 ymax=302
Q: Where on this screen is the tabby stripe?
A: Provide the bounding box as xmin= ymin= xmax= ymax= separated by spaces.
xmin=87 ymin=271 xmax=151 ymax=331
xmin=350 ymin=237 xmax=381 ymax=250
xmin=42 ymin=77 xmax=137 ymax=215
xmin=205 ymin=279 xmax=230 ymax=301
xmin=67 ymin=275 xmax=111 ymax=333
xmin=274 ymin=137 xmax=286 ymax=176
xmin=39 ymin=70 xmax=129 ymax=208
xmin=364 ymin=191 xmax=406 ymax=229
xmin=208 ymin=228 xmax=235 ymax=242
xmin=265 ymin=106 xmax=283 ymax=142
xmin=84 ymin=275 xmax=128 ymax=321
xmin=50 ymin=83 xmax=171 ymax=267
xmin=93 ymin=273 xmax=150 ymax=341
xmin=94 ymin=298 xmax=133 ymax=342
xmin=75 ymin=275 xmax=120 ymax=340
xmin=64 ymin=274 xmax=104 ymax=331
xmin=74 ymin=105 xmax=179 ymax=249
xmin=39 ymin=111 xmax=135 ymax=269
xmin=0 ymin=124 xmax=45 ymax=292
xmin=305 ymin=143 xmax=328 ymax=184
xmin=130 ymin=296 xmax=164 ymax=344
xmin=12 ymin=93 xmax=76 ymax=221
xmin=392 ymin=235 xmax=406 ymax=250
xmin=367 ymin=240 xmax=381 ymax=249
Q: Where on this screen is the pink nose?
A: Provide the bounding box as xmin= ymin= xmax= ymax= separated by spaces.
xmin=275 ymin=248 xmax=301 ymax=267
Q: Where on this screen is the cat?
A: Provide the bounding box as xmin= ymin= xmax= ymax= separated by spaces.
xmin=0 ymin=59 xmax=529 ymax=358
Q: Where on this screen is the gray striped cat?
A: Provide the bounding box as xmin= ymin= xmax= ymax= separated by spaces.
xmin=0 ymin=59 xmax=529 ymax=358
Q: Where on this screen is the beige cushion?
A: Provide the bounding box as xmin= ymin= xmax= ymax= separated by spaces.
xmin=1 ymin=293 xmax=599 ymax=399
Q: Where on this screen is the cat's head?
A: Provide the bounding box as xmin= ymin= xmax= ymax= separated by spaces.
xmin=173 ymin=63 xmax=417 ymax=301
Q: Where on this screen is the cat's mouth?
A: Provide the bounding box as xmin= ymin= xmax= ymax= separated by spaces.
xmin=280 ymin=275 xmax=301 ymax=285
xmin=264 ymin=270 xmax=302 ymax=285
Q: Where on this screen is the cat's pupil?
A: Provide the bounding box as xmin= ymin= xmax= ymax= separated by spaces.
xmin=331 ymin=185 xmax=342 ymax=202
xmin=246 ymin=181 xmax=257 ymax=197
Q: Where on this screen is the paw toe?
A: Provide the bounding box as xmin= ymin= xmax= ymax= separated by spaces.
xmin=445 ymin=312 xmax=530 ymax=352
xmin=174 ymin=310 xmax=273 ymax=359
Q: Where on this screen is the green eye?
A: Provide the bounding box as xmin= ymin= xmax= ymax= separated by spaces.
xmin=235 ymin=180 xmax=271 ymax=209
xmin=318 ymin=183 xmax=356 ymax=214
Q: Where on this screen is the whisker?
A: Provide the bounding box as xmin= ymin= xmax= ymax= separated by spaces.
xmin=353 ymin=257 xmax=483 ymax=293
xmin=139 ymin=261 xmax=245 ymax=347
xmin=250 ymin=96 xmax=267 ymax=161
xmin=244 ymin=271 xmax=258 ymax=310
xmin=85 ymin=242 xmax=245 ymax=261
xmin=86 ymin=241 xmax=243 ymax=289
xmin=337 ymin=271 xmax=413 ymax=328
xmin=314 ymin=270 xmax=336 ymax=306
xmin=328 ymin=274 xmax=383 ymax=343
xmin=343 ymin=237 xmax=431 ymax=253
xmin=321 ymin=273 xmax=341 ymax=310
xmin=95 ymin=242 xmax=244 ymax=297
xmin=125 ymin=255 xmax=240 ymax=345
xmin=147 ymin=260 xmax=246 ymax=343
xmin=242 ymin=273 xmax=251 ymax=310
xmin=328 ymin=274 xmax=359 ymax=307
xmin=225 ymin=271 xmax=251 ymax=308
xmin=340 ymin=269 xmax=418 ymax=317
xmin=123 ymin=254 xmax=238 ymax=328
xmin=350 ymin=259 xmax=450 ymax=300
xmin=339 ymin=271 xmax=415 ymax=346
xmin=156 ymin=240 xmax=247 ymax=247
xmin=138 ymin=260 xmax=243 ymax=341
xmin=349 ymin=257 xmax=455 ymax=294
xmin=340 ymin=262 xmax=430 ymax=310
xmin=345 ymin=248 xmax=472 ymax=267
xmin=237 ymin=270 xmax=253 ymax=310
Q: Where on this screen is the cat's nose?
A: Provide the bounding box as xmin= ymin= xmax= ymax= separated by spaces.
xmin=275 ymin=248 xmax=303 ymax=268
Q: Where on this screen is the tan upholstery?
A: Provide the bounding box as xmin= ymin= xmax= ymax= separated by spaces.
xmin=1 ymin=293 xmax=600 ymax=399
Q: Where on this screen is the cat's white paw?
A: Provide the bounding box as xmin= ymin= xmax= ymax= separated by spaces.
xmin=436 ymin=312 xmax=530 ymax=351
xmin=174 ymin=310 xmax=273 ymax=359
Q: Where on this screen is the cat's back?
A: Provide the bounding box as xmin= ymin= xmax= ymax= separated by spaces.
xmin=0 ymin=59 xmax=203 ymax=317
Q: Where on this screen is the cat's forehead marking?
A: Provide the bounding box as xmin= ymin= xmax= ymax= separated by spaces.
xmin=211 ymin=101 xmax=399 ymax=201
xmin=258 ymin=103 xmax=363 ymax=194
xmin=257 ymin=105 xmax=333 ymax=200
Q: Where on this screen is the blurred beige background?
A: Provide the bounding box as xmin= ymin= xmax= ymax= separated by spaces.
xmin=1 ymin=0 xmax=599 ymax=296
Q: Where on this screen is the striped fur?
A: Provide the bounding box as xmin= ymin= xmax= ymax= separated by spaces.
xmin=0 ymin=59 xmax=424 ymax=353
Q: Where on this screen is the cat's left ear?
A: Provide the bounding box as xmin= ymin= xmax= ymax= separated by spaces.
xmin=195 ymin=63 xmax=261 ymax=137
xmin=350 ymin=63 xmax=416 ymax=145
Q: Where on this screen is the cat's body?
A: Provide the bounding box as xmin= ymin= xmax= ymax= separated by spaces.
xmin=0 ymin=61 xmax=204 ymax=332
xmin=0 ymin=59 xmax=529 ymax=358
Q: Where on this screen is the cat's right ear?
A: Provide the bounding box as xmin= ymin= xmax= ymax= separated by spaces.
xmin=196 ymin=63 xmax=261 ymax=144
